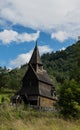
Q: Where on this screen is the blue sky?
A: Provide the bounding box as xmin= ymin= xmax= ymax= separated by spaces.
xmin=0 ymin=0 xmax=80 ymax=69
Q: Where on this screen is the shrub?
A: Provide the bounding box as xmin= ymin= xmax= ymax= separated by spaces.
xmin=58 ymin=79 xmax=80 ymax=118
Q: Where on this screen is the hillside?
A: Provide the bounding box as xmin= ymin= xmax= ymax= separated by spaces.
xmin=0 ymin=40 xmax=80 ymax=90
xmin=41 ymin=40 xmax=80 ymax=83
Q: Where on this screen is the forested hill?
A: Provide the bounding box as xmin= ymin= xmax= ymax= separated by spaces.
xmin=41 ymin=40 xmax=80 ymax=83
xmin=0 ymin=40 xmax=80 ymax=90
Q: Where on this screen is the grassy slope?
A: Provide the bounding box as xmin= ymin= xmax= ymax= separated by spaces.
xmin=0 ymin=103 xmax=80 ymax=130
xmin=0 ymin=88 xmax=16 ymax=103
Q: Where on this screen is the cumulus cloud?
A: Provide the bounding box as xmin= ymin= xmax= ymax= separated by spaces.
xmin=0 ymin=0 xmax=80 ymax=40
xmin=39 ymin=45 xmax=52 ymax=55
xmin=10 ymin=45 xmax=52 ymax=68
xmin=0 ymin=30 xmax=40 ymax=44
xmin=60 ymin=47 xmax=66 ymax=51
xmin=0 ymin=30 xmax=18 ymax=44
xmin=10 ymin=50 xmax=32 ymax=67
xmin=51 ymin=31 xmax=69 ymax=42
xmin=18 ymin=31 xmax=40 ymax=43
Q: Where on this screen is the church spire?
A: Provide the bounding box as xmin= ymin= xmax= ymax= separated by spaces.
xmin=35 ymin=40 xmax=38 ymax=47
xmin=29 ymin=42 xmax=43 ymax=72
xmin=29 ymin=42 xmax=42 ymax=65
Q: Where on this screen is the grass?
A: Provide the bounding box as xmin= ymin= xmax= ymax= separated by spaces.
xmin=0 ymin=88 xmax=80 ymax=130
xmin=0 ymin=88 xmax=15 ymax=103
xmin=0 ymin=103 xmax=80 ymax=130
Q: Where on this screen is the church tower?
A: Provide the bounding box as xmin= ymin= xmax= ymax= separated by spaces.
xmin=29 ymin=42 xmax=43 ymax=72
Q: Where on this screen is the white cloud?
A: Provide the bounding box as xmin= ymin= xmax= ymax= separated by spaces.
xmin=51 ymin=31 xmax=69 ymax=42
xmin=60 ymin=47 xmax=66 ymax=51
xmin=0 ymin=0 xmax=80 ymax=40
xmin=39 ymin=45 xmax=52 ymax=55
xmin=0 ymin=30 xmax=40 ymax=44
xmin=0 ymin=30 xmax=18 ymax=44
xmin=10 ymin=45 xmax=52 ymax=68
xmin=18 ymin=31 xmax=40 ymax=43
xmin=10 ymin=50 xmax=32 ymax=67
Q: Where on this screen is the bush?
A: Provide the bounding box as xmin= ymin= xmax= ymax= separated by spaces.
xmin=58 ymin=79 xmax=80 ymax=118
xmin=1 ymin=97 xmax=5 ymax=103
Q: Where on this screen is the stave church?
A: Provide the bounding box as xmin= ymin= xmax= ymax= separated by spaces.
xmin=16 ymin=42 xmax=57 ymax=109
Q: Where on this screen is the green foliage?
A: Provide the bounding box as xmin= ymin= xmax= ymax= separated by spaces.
xmin=58 ymin=79 xmax=80 ymax=118
xmin=0 ymin=64 xmax=27 ymax=90
xmin=41 ymin=41 xmax=80 ymax=84
xmin=70 ymin=41 xmax=80 ymax=83
xmin=0 ymin=88 xmax=15 ymax=103
xmin=1 ymin=97 xmax=5 ymax=103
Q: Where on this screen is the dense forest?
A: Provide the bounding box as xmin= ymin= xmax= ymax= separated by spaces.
xmin=42 ymin=40 xmax=80 ymax=83
xmin=0 ymin=40 xmax=80 ymax=118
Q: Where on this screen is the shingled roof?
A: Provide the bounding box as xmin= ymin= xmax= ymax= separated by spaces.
xmin=36 ymin=71 xmax=53 ymax=85
xmin=29 ymin=42 xmax=42 ymax=65
xmin=29 ymin=64 xmax=53 ymax=85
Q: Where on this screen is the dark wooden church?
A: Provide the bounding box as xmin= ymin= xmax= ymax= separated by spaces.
xmin=18 ymin=43 xmax=57 ymax=108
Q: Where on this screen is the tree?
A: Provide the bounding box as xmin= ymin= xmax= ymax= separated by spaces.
xmin=70 ymin=42 xmax=80 ymax=83
xmin=58 ymin=79 xmax=80 ymax=118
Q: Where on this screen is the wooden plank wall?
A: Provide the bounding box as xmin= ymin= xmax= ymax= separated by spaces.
xmin=40 ymin=96 xmax=56 ymax=108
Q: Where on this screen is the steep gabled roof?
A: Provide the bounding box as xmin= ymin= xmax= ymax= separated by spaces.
xmin=22 ymin=64 xmax=37 ymax=81
xmin=29 ymin=42 xmax=42 ymax=65
xmin=30 ymin=65 xmax=53 ymax=85
xmin=37 ymin=71 xmax=53 ymax=85
xmin=23 ymin=64 xmax=53 ymax=86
